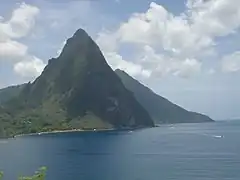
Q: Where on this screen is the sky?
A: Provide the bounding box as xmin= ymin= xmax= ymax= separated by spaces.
xmin=0 ymin=0 xmax=240 ymax=120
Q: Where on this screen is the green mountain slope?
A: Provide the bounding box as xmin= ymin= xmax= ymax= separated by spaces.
xmin=115 ymin=69 xmax=214 ymax=124
xmin=0 ymin=84 xmax=26 ymax=104
xmin=0 ymin=29 xmax=154 ymax=137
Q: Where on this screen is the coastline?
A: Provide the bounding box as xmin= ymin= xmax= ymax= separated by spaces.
xmin=1 ymin=125 xmax=156 ymax=139
xmin=14 ymin=128 xmax=117 ymax=138
xmin=13 ymin=126 xmax=154 ymax=138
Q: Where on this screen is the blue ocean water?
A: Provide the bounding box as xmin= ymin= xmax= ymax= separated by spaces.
xmin=0 ymin=121 xmax=239 ymax=180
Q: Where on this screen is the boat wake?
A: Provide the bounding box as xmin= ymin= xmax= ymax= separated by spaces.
xmin=201 ymin=133 xmax=224 ymax=139
xmin=212 ymin=135 xmax=224 ymax=139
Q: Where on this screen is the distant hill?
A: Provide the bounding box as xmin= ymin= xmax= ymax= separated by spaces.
xmin=115 ymin=69 xmax=214 ymax=124
xmin=0 ymin=29 xmax=154 ymax=137
xmin=0 ymin=84 xmax=26 ymax=104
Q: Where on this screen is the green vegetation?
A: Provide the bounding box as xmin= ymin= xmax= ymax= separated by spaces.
xmin=0 ymin=29 xmax=154 ymax=138
xmin=115 ymin=69 xmax=214 ymax=124
xmin=69 ymin=112 xmax=113 ymax=130
xmin=0 ymin=171 xmax=3 ymax=180
xmin=0 ymin=167 xmax=47 ymax=180
xmin=0 ymin=84 xmax=26 ymax=104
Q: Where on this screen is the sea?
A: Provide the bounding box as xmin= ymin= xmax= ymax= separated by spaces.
xmin=0 ymin=121 xmax=239 ymax=180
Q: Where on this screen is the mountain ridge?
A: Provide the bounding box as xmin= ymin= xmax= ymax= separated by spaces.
xmin=115 ymin=69 xmax=214 ymax=124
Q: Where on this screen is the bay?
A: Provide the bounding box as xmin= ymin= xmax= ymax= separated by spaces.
xmin=0 ymin=121 xmax=239 ymax=180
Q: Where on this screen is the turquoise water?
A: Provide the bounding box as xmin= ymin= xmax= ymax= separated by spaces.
xmin=0 ymin=121 xmax=239 ymax=180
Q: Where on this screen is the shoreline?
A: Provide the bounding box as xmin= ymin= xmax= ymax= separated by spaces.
xmin=13 ymin=126 xmax=151 ymax=138
xmin=14 ymin=128 xmax=116 ymax=138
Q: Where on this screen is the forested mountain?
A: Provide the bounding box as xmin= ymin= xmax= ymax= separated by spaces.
xmin=115 ymin=69 xmax=214 ymax=124
xmin=0 ymin=29 xmax=154 ymax=137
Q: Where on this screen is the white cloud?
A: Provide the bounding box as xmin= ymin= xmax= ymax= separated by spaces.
xmin=96 ymin=0 xmax=240 ymax=78
xmin=103 ymin=51 xmax=151 ymax=78
xmin=99 ymin=41 xmax=201 ymax=78
xmin=0 ymin=2 xmax=39 ymax=39
xmin=96 ymin=30 xmax=119 ymax=52
xmin=172 ymin=58 xmax=202 ymax=78
xmin=188 ymin=0 xmax=240 ymax=37
xmin=117 ymin=0 xmax=240 ymax=56
xmin=14 ymin=56 xmax=45 ymax=79
xmin=0 ymin=40 xmax=27 ymax=62
xmin=0 ymin=2 xmax=45 ymax=79
xmin=140 ymin=45 xmax=201 ymax=78
xmin=108 ymin=2 xmax=214 ymax=57
xmin=222 ymin=51 xmax=240 ymax=72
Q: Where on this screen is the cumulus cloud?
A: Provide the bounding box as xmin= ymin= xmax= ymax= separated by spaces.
xmin=0 ymin=2 xmax=39 ymax=39
xmin=188 ymin=0 xmax=240 ymax=37
xmin=0 ymin=40 xmax=27 ymax=61
xmin=14 ymin=56 xmax=45 ymax=79
xmin=222 ymin=51 xmax=240 ymax=72
xmin=140 ymin=46 xmax=201 ymax=78
xmin=96 ymin=0 xmax=240 ymax=78
xmin=117 ymin=0 xmax=240 ymax=56
xmin=0 ymin=2 xmax=45 ymax=79
xmin=103 ymin=51 xmax=151 ymax=78
xmin=96 ymin=30 xmax=119 ymax=52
